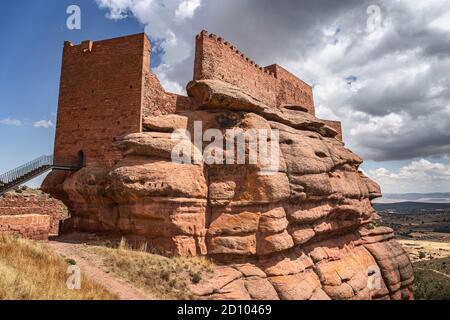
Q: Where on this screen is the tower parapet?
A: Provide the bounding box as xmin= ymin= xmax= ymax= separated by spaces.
xmin=194 ymin=30 xmax=315 ymax=115
xmin=54 ymin=33 xmax=148 ymax=168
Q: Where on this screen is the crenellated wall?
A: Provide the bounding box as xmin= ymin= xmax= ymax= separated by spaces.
xmin=53 ymin=31 xmax=334 ymax=171
xmin=194 ymin=30 xmax=315 ymax=114
xmin=0 ymin=191 xmax=68 ymax=234
xmin=54 ymin=33 xmax=148 ymax=169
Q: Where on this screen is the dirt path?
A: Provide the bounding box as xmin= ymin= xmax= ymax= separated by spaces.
xmin=47 ymin=241 xmax=153 ymax=300
xmin=416 ymin=267 xmax=450 ymax=280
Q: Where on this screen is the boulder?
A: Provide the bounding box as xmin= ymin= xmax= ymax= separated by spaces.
xmin=142 ymin=114 xmax=188 ymax=132
xmin=187 ymin=80 xmax=338 ymax=138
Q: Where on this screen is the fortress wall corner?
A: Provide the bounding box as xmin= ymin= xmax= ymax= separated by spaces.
xmin=194 ymin=31 xmax=315 ymax=115
xmin=54 ymin=33 xmax=148 ymax=168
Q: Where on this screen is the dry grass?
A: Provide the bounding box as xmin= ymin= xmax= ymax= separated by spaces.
xmin=0 ymin=235 xmax=116 ymax=300
xmin=90 ymin=238 xmax=216 ymax=300
xmin=399 ymin=239 xmax=450 ymax=262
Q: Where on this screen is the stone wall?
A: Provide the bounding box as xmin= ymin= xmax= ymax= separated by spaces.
xmin=42 ymin=31 xmax=414 ymax=300
xmin=0 ymin=191 xmax=68 ymax=234
xmin=142 ymin=73 xmax=196 ymax=118
xmin=54 ymin=32 xmax=321 ymax=169
xmin=54 ymin=33 xmax=148 ymax=169
xmin=0 ymin=214 xmax=50 ymax=240
xmin=322 ymin=120 xmax=343 ymax=142
xmin=194 ymin=30 xmax=315 ymax=114
xmin=264 ymin=64 xmax=315 ymax=114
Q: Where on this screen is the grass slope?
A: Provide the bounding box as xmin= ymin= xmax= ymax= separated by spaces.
xmin=90 ymin=240 xmax=215 ymax=300
xmin=413 ymin=257 xmax=450 ymax=300
xmin=0 ymin=236 xmax=115 ymax=300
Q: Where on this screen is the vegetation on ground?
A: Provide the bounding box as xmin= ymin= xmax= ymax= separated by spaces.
xmin=90 ymin=238 xmax=216 ymax=300
xmin=0 ymin=235 xmax=116 ymax=300
xmin=413 ymin=257 xmax=450 ymax=300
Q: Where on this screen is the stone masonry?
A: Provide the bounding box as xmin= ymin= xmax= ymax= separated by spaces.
xmin=0 ymin=214 xmax=50 ymax=240
xmin=42 ymin=31 xmax=413 ymax=300
xmin=0 ymin=191 xmax=68 ymax=234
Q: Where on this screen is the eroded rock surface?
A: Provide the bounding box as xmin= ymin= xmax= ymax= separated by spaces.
xmin=43 ymin=66 xmax=413 ymax=301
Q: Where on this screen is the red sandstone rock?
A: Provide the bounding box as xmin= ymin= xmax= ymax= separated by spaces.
xmin=290 ymin=227 xmax=316 ymax=245
xmin=269 ymin=270 xmax=323 ymax=300
xmin=258 ymin=207 xmax=289 ymax=234
xmin=257 ymin=230 xmax=294 ymax=256
xmin=113 ymin=132 xmax=191 ymax=159
xmin=40 ymin=31 xmax=414 ymax=300
xmin=187 ymin=80 xmax=338 ymax=138
xmin=207 ymin=234 xmax=257 ymax=255
xmin=245 ymin=277 xmax=280 ymax=300
xmin=208 ymin=211 xmax=260 ymax=236
xmin=142 ymin=114 xmax=188 ymax=132
xmin=107 ymin=162 xmax=208 ymax=200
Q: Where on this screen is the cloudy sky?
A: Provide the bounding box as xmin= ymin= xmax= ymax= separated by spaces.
xmin=1 ymin=0 xmax=450 ymax=193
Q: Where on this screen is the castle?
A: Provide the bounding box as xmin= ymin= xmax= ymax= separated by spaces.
xmin=53 ymin=31 xmax=342 ymax=169
xmin=40 ymin=31 xmax=413 ymax=300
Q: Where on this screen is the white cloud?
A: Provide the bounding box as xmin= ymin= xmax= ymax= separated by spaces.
xmin=0 ymin=118 xmax=22 ymax=126
xmin=95 ymin=0 xmax=450 ymax=164
xmin=96 ymin=0 xmax=199 ymax=87
xmin=349 ymin=112 xmax=404 ymax=137
xmin=428 ymin=7 xmax=450 ymax=32
xmin=175 ymin=0 xmax=201 ymax=20
xmin=155 ymin=63 xmax=184 ymax=94
xmin=96 ymin=0 xmax=133 ymax=19
xmin=368 ymin=159 xmax=450 ymax=193
xmin=33 ymin=120 xmax=54 ymax=128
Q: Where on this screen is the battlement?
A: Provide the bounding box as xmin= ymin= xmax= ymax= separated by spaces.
xmin=53 ymin=32 xmax=326 ymax=170
xmin=196 ymin=30 xmax=277 ymax=78
xmin=54 ymin=33 xmax=149 ymax=168
xmin=194 ymin=30 xmax=315 ymax=114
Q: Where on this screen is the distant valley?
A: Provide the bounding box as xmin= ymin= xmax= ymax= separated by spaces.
xmin=373 ymin=202 xmax=450 ymax=211
xmin=373 ymin=193 xmax=450 ymax=255
xmin=374 ymin=193 xmax=450 ymax=204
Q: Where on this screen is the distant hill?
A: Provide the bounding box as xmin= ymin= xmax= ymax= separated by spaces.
xmin=374 ymin=193 xmax=450 ymax=204
xmin=373 ymin=202 xmax=450 ymax=211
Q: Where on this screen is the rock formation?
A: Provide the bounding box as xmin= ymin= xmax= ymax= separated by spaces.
xmin=43 ymin=31 xmax=414 ymax=300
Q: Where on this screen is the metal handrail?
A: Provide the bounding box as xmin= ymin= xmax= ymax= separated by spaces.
xmin=0 ymin=155 xmax=53 ymax=185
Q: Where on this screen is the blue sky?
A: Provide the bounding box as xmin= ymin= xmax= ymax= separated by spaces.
xmin=1 ymin=0 xmax=450 ymax=193
xmin=0 ymin=0 xmax=146 ymax=185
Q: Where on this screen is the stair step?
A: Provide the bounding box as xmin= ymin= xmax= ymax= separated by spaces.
xmin=0 ymin=155 xmax=81 ymax=196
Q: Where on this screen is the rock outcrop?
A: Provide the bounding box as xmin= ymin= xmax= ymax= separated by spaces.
xmin=42 ymin=31 xmax=414 ymax=300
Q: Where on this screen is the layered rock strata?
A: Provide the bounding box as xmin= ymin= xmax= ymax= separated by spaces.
xmin=44 ymin=79 xmax=413 ymax=300
xmin=43 ymin=32 xmax=413 ymax=300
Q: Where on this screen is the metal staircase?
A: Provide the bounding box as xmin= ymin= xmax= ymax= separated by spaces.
xmin=0 ymin=155 xmax=79 ymax=195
